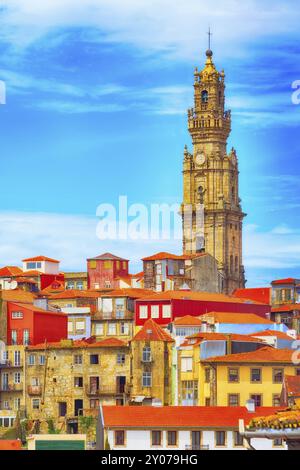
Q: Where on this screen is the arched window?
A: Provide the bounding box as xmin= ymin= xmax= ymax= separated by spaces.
xmin=201 ymin=90 xmax=208 ymax=103
xmin=230 ymin=255 xmax=234 ymax=273
xmin=235 ymin=256 xmax=239 ymax=273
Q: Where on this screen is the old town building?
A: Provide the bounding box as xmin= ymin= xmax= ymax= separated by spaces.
xmin=129 ymin=319 xmax=174 ymax=406
xmin=181 ymin=48 xmax=245 ymax=294
xmin=24 ymin=338 xmax=130 ymax=433
xmin=87 ymin=252 xmax=129 ymax=290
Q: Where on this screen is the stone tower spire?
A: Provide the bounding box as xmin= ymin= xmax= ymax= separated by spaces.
xmin=181 ymin=48 xmax=245 ymax=294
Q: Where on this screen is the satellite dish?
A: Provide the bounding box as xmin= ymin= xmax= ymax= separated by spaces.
xmin=8 ymin=280 xmax=18 ymax=290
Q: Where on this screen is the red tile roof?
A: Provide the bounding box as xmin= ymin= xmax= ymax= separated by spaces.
xmin=101 ymin=406 xmax=282 ymax=429
xmin=142 ymin=252 xmax=207 ymax=261
xmin=271 ymin=278 xmax=298 ymax=285
xmin=0 ymin=266 xmax=23 ymax=277
xmin=203 ymin=346 xmax=294 ymax=363
xmin=174 ymin=315 xmax=202 ymax=326
xmin=200 ymin=311 xmax=272 ymax=324
xmin=100 ymin=288 xmax=153 ymax=299
xmin=87 ymin=252 xmax=128 ymax=261
xmin=284 ymin=375 xmax=300 ymax=397
xmin=28 ymin=337 xmax=127 ymax=350
xmin=0 ymin=440 xmax=22 ymax=450
xmin=1 ymin=289 xmax=37 ymax=303
xmin=22 ymin=256 xmax=60 ymax=263
xmin=233 ymin=287 xmax=271 ymax=304
xmin=137 ymin=290 xmax=266 ymax=304
xmin=48 ymin=289 xmax=100 ymax=300
xmin=132 ymin=319 xmax=174 ymax=343
xmin=250 ymin=330 xmax=294 ymax=340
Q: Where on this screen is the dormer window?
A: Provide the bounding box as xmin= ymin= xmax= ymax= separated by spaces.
xmin=201 ymin=90 xmax=208 ymax=103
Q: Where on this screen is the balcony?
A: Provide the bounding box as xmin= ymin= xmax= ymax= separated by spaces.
xmin=0 ymin=383 xmax=23 ymax=392
xmin=0 ymin=361 xmax=22 ymax=368
xmin=27 ymin=385 xmax=42 ymax=396
xmin=85 ymin=385 xmax=126 ymax=396
xmin=93 ymin=311 xmax=134 ymax=321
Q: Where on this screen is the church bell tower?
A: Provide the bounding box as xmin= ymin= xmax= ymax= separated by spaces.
xmin=182 ymin=42 xmax=246 ymax=294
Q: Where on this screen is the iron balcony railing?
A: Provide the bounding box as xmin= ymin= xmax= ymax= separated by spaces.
xmin=27 ymin=385 xmax=42 ymax=396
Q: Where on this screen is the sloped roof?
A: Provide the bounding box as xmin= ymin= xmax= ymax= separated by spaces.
xmin=132 ymin=319 xmax=174 ymax=343
xmin=1 ymin=289 xmax=37 ymax=303
xmin=185 ymin=332 xmax=264 ymax=344
xmin=250 ymin=330 xmax=294 ymax=340
xmin=202 ymin=346 xmax=294 ymax=364
xmin=102 ymin=406 xmax=282 ymax=429
xmin=0 ymin=266 xmax=23 ymax=277
xmin=142 ymin=251 xmax=207 ymax=261
xmin=100 ymin=288 xmax=152 ymax=299
xmin=48 ymin=289 xmax=100 ymax=300
xmin=87 ymin=252 xmax=128 ymax=261
xmin=272 ymin=304 xmax=300 ymax=313
xmin=9 ymin=302 xmax=67 ymax=316
xmin=0 ymin=440 xmax=22 ymax=450
xmin=28 ymin=337 xmax=127 ymax=350
xmin=201 ymin=311 xmax=272 ymax=324
xmin=22 ymin=256 xmax=60 ymax=263
xmin=174 ymin=315 xmax=202 ymax=326
xmin=271 ymin=278 xmax=298 ymax=285
xmin=247 ymin=407 xmax=300 ymax=430
xmin=233 ymin=287 xmax=271 ymax=304
xmin=284 ymin=375 xmax=300 ymax=397
xmin=136 ymin=290 xmax=265 ymax=305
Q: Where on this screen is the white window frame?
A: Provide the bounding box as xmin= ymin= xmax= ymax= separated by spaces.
xmin=139 ymin=305 xmax=148 ymax=319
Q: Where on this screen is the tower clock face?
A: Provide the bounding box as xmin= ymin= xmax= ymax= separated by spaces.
xmin=196 ymin=152 xmax=206 ymax=166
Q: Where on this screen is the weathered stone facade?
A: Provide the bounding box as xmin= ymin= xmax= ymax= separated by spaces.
xmin=182 ymin=49 xmax=245 ymax=294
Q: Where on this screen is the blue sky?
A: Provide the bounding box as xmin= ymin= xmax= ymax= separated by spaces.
xmin=0 ymin=0 xmax=300 ymax=286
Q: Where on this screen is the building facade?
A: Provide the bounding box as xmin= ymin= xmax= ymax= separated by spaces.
xmin=181 ymin=49 xmax=245 ymax=294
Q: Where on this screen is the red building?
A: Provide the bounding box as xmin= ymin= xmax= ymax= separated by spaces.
xmin=87 ymin=253 xmax=129 ymax=289
xmin=7 ymin=301 xmax=67 ymax=346
xmin=135 ymin=290 xmax=270 ymax=327
xmin=233 ymin=287 xmax=271 ymax=305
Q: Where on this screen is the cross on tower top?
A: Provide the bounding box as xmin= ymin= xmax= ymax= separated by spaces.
xmin=207 ymin=27 xmax=212 ymax=50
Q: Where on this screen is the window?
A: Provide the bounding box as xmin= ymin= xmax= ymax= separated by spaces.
xmin=12 ymin=311 xmax=23 ymax=319
xmin=122 ymin=261 xmax=127 ymax=269
xmin=201 ymin=90 xmax=208 ymax=103
xmin=68 ymin=321 xmax=74 ymax=334
xmin=14 ymin=351 xmax=21 ymax=367
xmin=32 ymin=399 xmax=40 ymax=410
xmin=205 ymin=368 xmax=210 ymax=383
xmin=114 ymin=430 xmax=125 ymax=446
xmin=162 ymin=305 xmax=171 ymax=318
xmin=75 ymin=320 xmax=85 ymax=334
xmin=90 ymin=354 xmax=99 ymax=365
xmin=215 ymin=431 xmax=226 ymax=447
xmin=14 ymin=372 xmax=21 ymax=384
xmin=27 ymin=262 xmax=41 ymax=270
xmin=74 ymin=377 xmax=83 ymax=388
xmin=142 ymin=372 xmax=152 ymax=387
xmin=250 ymin=394 xmax=262 ymax=407
xmin=23 ymin=329 xmax=30 ymax=345
xmin=74 ymin=354 xmax=82 ymax=365
xmin=151 ymin=305 xmax=159 ymax=319
xmin=95 ymin=323 xmax=104 ymax=335
xmin=14 ymin=398 xmax=21 ymax=410
xmin=151 ymin=431 xmax=162 ymax=447
xmin=167 ymin=431 xmax=177 ymax=447
xmin=251 ymin=368 xmax=262 ymax=383
xmin=273 ymin=368 xmax=284 ymax=384
xmin=31 ymin=377 xmax=39 ymax=386
xmin=103 ymin=260 xmax=112 ymax=270
xmin=142 ymin=346 xmax=151 ymax=363
xmin=117 ymin=353 xmax=126 ymax=365
xmin=181 ymin=357 xmax=192 ymax=372
xmin=77 ymin=281 xmax=83 ymax=290
xmin=296 ymin=368 xmax=300 ymax=376
xmin=273 ymin=438 xmax=283 ymax=447
xmin=139 ymin=305 xmax=148 ymax=319
xmin=108 ymin=323 xmax=116 ymax=335
xmin=120 ymin=323 xmax=129 ymax=335
xmin=58 ymin=402 xmax=67 ymax=417
xmin=89 ymin=260 xmax=96 ymax=269
xmin=228 ymin=368 xmax=239 ymax=383
xmin=181 ymin=381 xmax=198 ymax=404
xmin=234 ymin=431 xmax=244 ymax=447
xmin=28 ymin=354 xmax=35 ymax=366
xmin=67 ymin=281 xmax=75 ymax=289
xmin=102 ymin=298 xmax=113 ymax=313
xmin=228 ymin=394 xmax=239 ymax=407
xmin=273 ymin=394 xmax=281 ymax=407
xmin=39 ymin=355 xmax=45 ymax=365
xmin=11 ymin=330 xmax=17 ymax=345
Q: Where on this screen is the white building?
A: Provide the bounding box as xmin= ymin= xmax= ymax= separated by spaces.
xmin=98 ymin=405 xmax=287 ymax=450
xmin=22 ymin=256 xmax=60 ymax=275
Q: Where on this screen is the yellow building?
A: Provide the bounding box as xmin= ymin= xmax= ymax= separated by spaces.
xmin=181 ymin=47 xmax=245 ymax=293
xmin=24 ymin=338 xmax=130 ymax=433
xmin=200 ymin=346 xmax=299 ymax=407
xmin=64 ymin=272 xmax=88 ymax=291
xmin=0 ymin=345 xmax=25 ymax=414
xmin=129 ymin=319 xmax=174 ymax=406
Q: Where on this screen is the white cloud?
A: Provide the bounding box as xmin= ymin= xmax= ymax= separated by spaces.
xmin=1 ymin=0 xmax=300 ymax=60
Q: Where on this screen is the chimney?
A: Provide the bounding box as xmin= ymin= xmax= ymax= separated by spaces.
xmin=226 ymin=334 xmax=232 ymax=355
xmin=246 ymin=399 xmax=255 ymax=413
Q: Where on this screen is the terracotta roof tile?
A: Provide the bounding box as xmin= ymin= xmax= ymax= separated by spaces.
xmin=28 ymin=337 xmax=127 ymax=350
xmin=0 ymin=266 xmax=23 ymax=277
xmin=100 ymin=288 xmax=152 ymax=299
xmin=250 ymin=330 xmax=294 ymax=340
xmin=271 ymin=278 xmax=298 ymax=285
xmin=272 ymin=304 xmax=300 ymax=313
xmin=9 ymin=302 xmax=67 ymax=316
xmin=22 ymin=256 xmax=60 ymax=263
xmin=137 ymin=290 xmax=266 ymax=305
xmin=203 ymin=346 xmax=294 ymax=363
xmin=201 ymin=311 xmax=272 ymax=324
xmin=49 ymin=289 xmax=100 ymax=300
xmin=87 ymin=252 xmax=128 ymax=261
xmin=284 ymin=375 xmax=300 ymax=397
xmin=1 ymin=289 xmax=37 ymax=303
xmin=0 ymin=440 xmax=22 ymax=450
xmin=174 ymin=315 xmax=202 ymax=326
xmin=132 ymin=319 xmax=174 ymax=343
xmin=248 ymin=407 xmax=300 ymax=430
xmin=186 ymin=332 xmax=264 ymax=343
xmin=233 ymin=287 xmax=271 ymax=304
xmin=102 ymin=406 xmax=283 ymax=429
